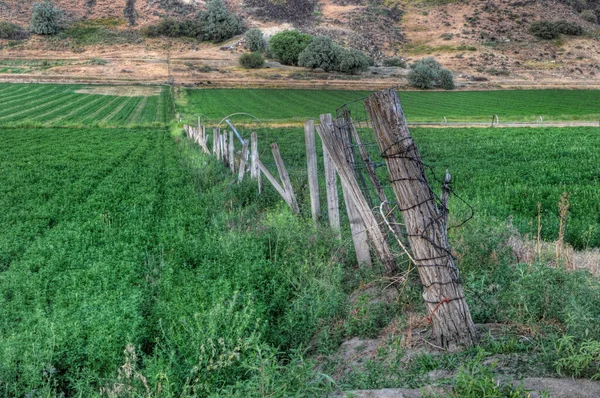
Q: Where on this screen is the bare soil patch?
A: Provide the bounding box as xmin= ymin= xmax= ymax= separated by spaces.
xmin=76 ymin=86 xmax=161 ymax=97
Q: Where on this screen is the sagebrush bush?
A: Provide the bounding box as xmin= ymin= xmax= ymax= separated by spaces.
xmin=29 ymin=1 xmax=63 ymax=35
xmin=245 ymin=28 xmax=265 ymax=52
xmin=581 ymin=9 xmax=598 ymax=24
xmin=0 ymin=22 xmax=29 ymax=40
xmin=239 ymin=52 xmax=264 ymax=68
xmin=298 ymin=36 xmax=340 ymax=71
xmin=124 ymin=0 xmax=136 ymax=26
xmin=337 ymin=48 xmax=370 ymax=74
xmin=407 ymin=57 xmax=454 ymax=90
xmin=530 ymin=20 xmax=584 ymax=39
xmin=383 ymin=57 xmax=406 ymax=67
xmin=196 ymin=0 xmax=243 ymax=42
xmin=269 ymin=30 xmax=312 ymax=66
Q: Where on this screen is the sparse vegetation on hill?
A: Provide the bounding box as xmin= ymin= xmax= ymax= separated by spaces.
xmin=29 ymin=0 xmax=63 ymax=35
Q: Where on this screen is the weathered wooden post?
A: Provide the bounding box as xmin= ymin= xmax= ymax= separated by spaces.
xmin=229 ymin=131 xmax=235 ymax=174
xmin=320 ymin=114 xmax=340 ymax=239
xmin=238 ymin=140 xmax=249 ymax=182
xmin=317 ymin=119 xmax=395 ymax=273
xmin=304 ymin=120 xmax=320 ymax=223
xmin=365 ymin=88 xmax=477 ymax=349
xmin=212 ymin=128 xmax=218 ymax=155
xmin=271 ymin=143 xmax=299 ymax=213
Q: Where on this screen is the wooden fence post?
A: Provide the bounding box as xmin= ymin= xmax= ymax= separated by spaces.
xmin=213 ymin=128 xmax=218 ymax=155
xmin=317 ymin=119 xmax=396 ymax=274
xmin=320 ymin=114 xmax=340 ymax=239
xmin=229 ymin=130 xmax=235 ymax=174
xmin=238 ymin=140 xmax=249 ymax=182
xmin=305 ymin=120 xmax=320 ymax=224
xmin=271 ymin=143 xmax=299 ymax=213
xmin=341 ymin=179 xmax=372 ymax=267
xmin=223 ymin=131 xmax=228 ymax=166
xmin=365 ymin=88 xmax=477 ymax=349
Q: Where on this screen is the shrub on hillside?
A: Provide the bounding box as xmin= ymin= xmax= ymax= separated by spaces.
xmin=124 ymin=0 xmax=137 ymax=26
xmin=245 ymin=28 xmax=265 ymax=52
xmin=196 ymin=0 xmax=243 ymax=42
xmin=382 ymin=57 xmax=406 ymax=67
xmin=407 ymin=57 xmax=454 ymax=90
xmin=239 ymin=52 xmax=264 ymax=68
xmin=581 ymin=9 xmax=598 ymax=24
xmin=0 ymin=22 xmax=29 ymax=40
xmin=297 ymin=36 xmax=340 ymax=71
xmin=269 ymin=30 xmax=312 ymax=66
xmin=530 ymin=20 xmax=584 ymax=39
xmin=337 ymin=48 xmax=370 ymax=74
xmin=29 ymin=1 xmax=63 ymax=35
xmin=245 ymin=0 xmax=316 ymax=23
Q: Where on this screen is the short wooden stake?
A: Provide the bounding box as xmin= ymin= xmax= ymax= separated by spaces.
xmin=305 ymin=120 xmax=320 ymax=223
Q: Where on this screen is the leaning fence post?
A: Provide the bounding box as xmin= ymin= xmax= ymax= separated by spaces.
xmin=365 ymin=88 xmax=477 ymax=349
xmin=341 ymin=179 xmax=372 ymax=267
xmin=320 ymin=114 xmax=340 ymax=239
xmin=305 ymin=120 xmax=320 ymax=223
xmin=271 ymin=143 xmax=299 ymax=213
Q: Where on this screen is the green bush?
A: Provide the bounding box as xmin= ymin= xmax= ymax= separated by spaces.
xmin=530 ymin=20 xmax=584 ymax=39
xmin=383 ymin=57 xmax=406 ymax=67
xmin=239 ymin=52 xmax=264 ymax=68
xmin=297 ymin=36 xmax=340 ymax=71
xmin=196 ymin=0 xmax=243 ymax=42
xmin=245 ymin=28 xmax=265 ymax=52
xmin=0 ymin=21 xmax=29 ymax=40
xmin=407 ymin=57 xmax=454 ymax=90
xmin=337 ymin=48 xmax=370 ymax=74
xmin=581 ymin=9 xmax=598 ymax=24
xmin=29 ymin=1 xmax=63 ymax=35
xmin=439 ymin=68 xmax=455 ymax=90
xmin=269 ymin=30 xmax=313 ymax=66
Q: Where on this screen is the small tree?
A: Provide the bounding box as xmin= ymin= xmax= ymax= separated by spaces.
xmin=30 ymin=1 xmax=63 ymax=35
xmin=337 ymin=48 xmax=370 ymax=74
xmin=245 ymin=28 xmax=265 ymax=52
xmin=196 ymin=0 xmax=243 ymax=42
xmin=407 ymin=57 xmax=454 ymax=90
xmin=239 ymin=52 xmax=265 ymax=68
xmin=124 ymin=0 xmax=137 ymax=26
xmin=297 ymin=36 xmax=340 ymax=71
xmin=269 ymin=30 xmax=312 ymax=66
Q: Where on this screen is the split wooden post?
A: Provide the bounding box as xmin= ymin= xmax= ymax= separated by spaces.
xmin=271 ymin=143 xmax=299 ymax=213
xmin=365 ymin=88 xmax=477 ymax=349
xmin=223 ymin=131 xmax=228 ymax=166
xmin=229 ymin=131 xmax=235 ymax=174
xmin=317 ymin=119 xmax=396 ymax=274
xmin=250 ymin=132 xmax=262 ymax=193
xmin=305 ymin=120 xmax=320 ymax=223
xmin=238 ymin=140 xmax=249 ymax=182
xmin=212 ymin=128 xmax=218 ymax=155
xmin=320 ymin=114 xmax=341 ymax=239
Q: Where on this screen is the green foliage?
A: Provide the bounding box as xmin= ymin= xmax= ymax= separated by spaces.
xmin=0 ymin=21 xmax=29 ymax=40
xmin=88 ymin=57 xmax=109 ymax=65
xmin=581 ymin=9 xmax=598 ymax=23
xmin=269 ymin=30 xmax=313 ymax=66
xmin=345 ymin=293 xmax=395 ymax=338
xmin=298 ymin=36 xmax=341 ymax=71
xmin=453 ymin=349 xmax=532 ymax=397
xmin=239 ymin=52 xmax=265 ymax=68
xmin=29 ymin=1 xmax=63 ymax=35
xmin=196 ymin=0 xmax=243 ymax=42
xmin=245 ymin=28 xmax=265 ymax=52
xmin=555 ymin=336 xmax=600 ymax=379
xmin=337 ymin=48 xmax=370 ymax=74
xmin=407 ymin=57 xmax=454 ymax=89
xmin=382 ymin=57 xmax=406 ymax=67
xmin=530 ymin=20 xmax=585 ymax=39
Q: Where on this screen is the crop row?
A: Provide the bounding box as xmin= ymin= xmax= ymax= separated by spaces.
xmin=0 ymin=84 xmax=169 ymax=127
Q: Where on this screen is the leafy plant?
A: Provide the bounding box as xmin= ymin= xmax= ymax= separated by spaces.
xmin=298 ymin=36 xmax=341 ymax=72
xmin=269 ymin=30 xmax=313 ymax=66
xmin=0 ymin=22 xmax=29 ymax=40
xmin=245 ymin=28 xmax=265 ymax=52
xmin=337 ymin=48 xmax=370 ymax=74
xmin=239 ymin=52 xmax=265 ymax=68
xmin=407 ymin=57 xmax=454 ymax=90
xmin=555 ymin=335 xmax=600 ymax=379
xmin=383 ymin=57 xmax=406 ymax=67
xmin=530 ymin=20 xmax=584 ymax=39
xmin=30 ymin=1 xmax=63 ymax=35
xmin=196 ymin=0 xmax=243 ymax=42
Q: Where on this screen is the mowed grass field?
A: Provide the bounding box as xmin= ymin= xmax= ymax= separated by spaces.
xmin=0 ymin=84 xmax=170 ymax=127
xmin=177 ymin=88 xmax=600 ymax=122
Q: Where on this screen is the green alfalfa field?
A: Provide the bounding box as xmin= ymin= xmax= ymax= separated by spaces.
xmin=2 ymin=84 xmax=600 ymax=396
